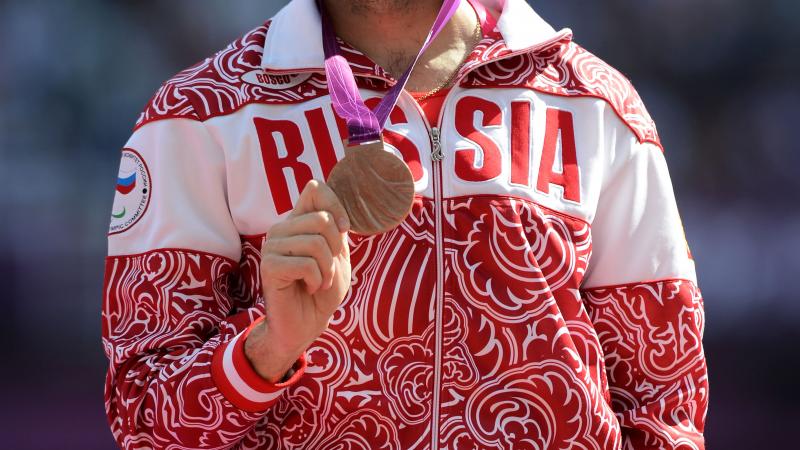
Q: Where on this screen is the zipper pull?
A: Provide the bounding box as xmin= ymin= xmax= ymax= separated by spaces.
xmin=430 ymin=127 xmax=443 ymax=161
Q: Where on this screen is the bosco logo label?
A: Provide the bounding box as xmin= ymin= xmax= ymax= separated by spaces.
xmin=241 ymin=70 xmax=311 ymax=89
xmin=109 ymin=148 xmax=151 ymax=235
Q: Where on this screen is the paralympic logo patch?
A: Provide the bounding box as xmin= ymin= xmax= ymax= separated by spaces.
xmin=109 ymin=148 xmax=151 ymax=235
xmin=116 ymin=172 xmax=137 ymax=195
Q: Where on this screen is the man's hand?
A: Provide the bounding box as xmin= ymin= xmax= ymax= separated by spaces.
xmin=244 ymin=179 xmax=352 ymax=382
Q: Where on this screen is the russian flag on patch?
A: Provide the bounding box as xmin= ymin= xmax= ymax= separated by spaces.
xmin=116 ymin=172 xmax=137 ymax=194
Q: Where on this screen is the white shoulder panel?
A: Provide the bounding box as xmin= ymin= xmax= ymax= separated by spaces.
xmin=107 ymin=119 xmax=242 ymax=261
xmin=581 ymin=132 xmax=697 ymax=288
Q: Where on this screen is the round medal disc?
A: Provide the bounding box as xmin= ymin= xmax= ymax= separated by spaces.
xmin=326 ymin=139 xmax=415 ymax=235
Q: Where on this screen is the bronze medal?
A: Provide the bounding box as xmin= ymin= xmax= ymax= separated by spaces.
xmin=326 ymin=137 xmax=415 ymax=235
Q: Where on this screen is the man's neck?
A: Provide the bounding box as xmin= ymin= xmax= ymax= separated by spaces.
xmin=322 ymin=0 xmax=481 ymax=91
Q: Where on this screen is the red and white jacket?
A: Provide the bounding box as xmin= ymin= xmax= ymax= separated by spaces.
xmin=102 ymin=0 xmax=709 ymax=448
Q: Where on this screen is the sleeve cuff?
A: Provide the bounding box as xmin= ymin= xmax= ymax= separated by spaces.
xmin=211 ymin=316 xmax=307 ymax=413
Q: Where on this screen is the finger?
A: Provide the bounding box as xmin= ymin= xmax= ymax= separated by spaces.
xmin=289 ymin=179 xmax=350 ymax=232
xmin=263 ymin=234 xmax=335 ymax=290
xmin=340 ymin=231 xmax=350 ymax=260
xmin=261 ymin=253 xmax=323 ymax=294
xmin=269 ymin=211 xmax=343 ymax=256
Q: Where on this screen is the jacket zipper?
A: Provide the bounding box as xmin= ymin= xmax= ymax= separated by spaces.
xmin=405 ymin=32 xmax=563 ymax=435
xmin=430 ymin=127 xmax=443 ymax=161
xmin=402 ymin=88 xmax=450 ymax=450
xmin=430 ymin=123 xmax=444 ymax=450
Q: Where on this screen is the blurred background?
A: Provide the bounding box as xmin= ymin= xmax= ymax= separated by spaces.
xmin=1 ymin=0 xmax=797 ymax=448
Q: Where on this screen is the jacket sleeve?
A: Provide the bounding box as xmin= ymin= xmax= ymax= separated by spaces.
xmin=580 ymin=123 xmax=709 ymax=449
xmin=102 ymin=113 xmax=307 ymax=449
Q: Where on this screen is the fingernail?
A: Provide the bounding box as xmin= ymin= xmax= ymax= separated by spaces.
xmin=337 ymin=216 xmax=350 ymax=232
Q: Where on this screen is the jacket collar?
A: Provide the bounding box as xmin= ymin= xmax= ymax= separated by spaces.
xmin=260 ymin=0 xmax=570 ymax=74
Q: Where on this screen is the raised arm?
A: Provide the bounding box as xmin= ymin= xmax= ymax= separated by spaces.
xmin=102 ymin=115 xmax=307 ymax=449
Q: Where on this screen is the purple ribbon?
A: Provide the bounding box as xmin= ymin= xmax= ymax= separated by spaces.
xmin=316 ymin=0 xmax=462 ymax=144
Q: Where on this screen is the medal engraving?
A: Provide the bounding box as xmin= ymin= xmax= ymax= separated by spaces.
xmin=326 ymin=138 xmax=415 ymax=235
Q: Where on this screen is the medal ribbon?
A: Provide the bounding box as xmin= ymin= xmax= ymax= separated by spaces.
xmin=317 ymin=0 xmax=462 ymax=144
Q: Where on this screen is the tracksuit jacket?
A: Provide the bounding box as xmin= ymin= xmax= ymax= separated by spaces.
xmin=102 ymin=0 xmax=710 ymax=448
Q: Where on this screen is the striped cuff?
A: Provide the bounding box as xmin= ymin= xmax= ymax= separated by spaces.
xmin=211 ymin=316 xmax=307 ymax=413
